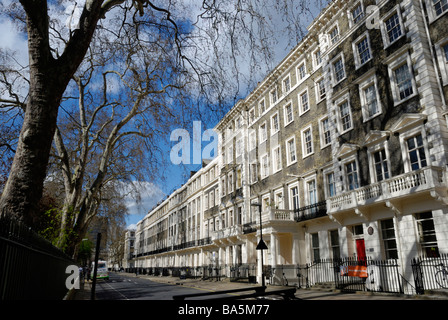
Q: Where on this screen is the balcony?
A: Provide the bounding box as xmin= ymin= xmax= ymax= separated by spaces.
xmin=212 ymin=225 xmax=243 ymax=241
xmin=295 ymin=201 xmax=327 ymax=222
xmin=243 ymin=204 xmax=327 ymax=232
xmin=327 ymin=166 xmax=447 ymax=214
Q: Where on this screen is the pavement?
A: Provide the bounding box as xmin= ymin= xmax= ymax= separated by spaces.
xmin=69 ymin=272 xmax=448 ymax=301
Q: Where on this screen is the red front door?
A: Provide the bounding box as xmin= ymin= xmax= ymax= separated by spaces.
xmin=356 ymin=239 xmax=366 ymax=263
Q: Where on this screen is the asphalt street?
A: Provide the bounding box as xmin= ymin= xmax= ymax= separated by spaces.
xmin=94 ymin=273 xmax=234 ymax=300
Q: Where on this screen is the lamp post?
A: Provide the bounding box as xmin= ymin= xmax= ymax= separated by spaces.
xmin=251 ymin=203 xmax=267 ymax=290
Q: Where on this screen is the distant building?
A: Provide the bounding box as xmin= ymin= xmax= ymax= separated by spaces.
xmin=123 ymin=229 xmax=135 ymax=269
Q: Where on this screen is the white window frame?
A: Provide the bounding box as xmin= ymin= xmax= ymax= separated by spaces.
xmin=259 ymin=121 xmax=268 ymax=143
xmin=285 ymin=136 xmax=297 ymax=166
xmin=387 ymin=52 xmax=417 ymax=105
xmin=435 ymin=37 xmax=448 ymax=85
xmin=270 ymin=87 xmax=278 ymax=105
xmin=261 ymin=193 xmax=271 ymax=212
xmin=288 ymin=182 xmax=300 ymax=211
xmin=259 ymin=98 xmax=266 ymax=115
xmin=260 ymin=153 xmax=269 ymax=179
xmin=250 ymin=162 xmax=258 ymax=184
xmin=272 ymin=145 xmax=282 ymax=173
xmin=227 ymin=145 xmax=233 ymax=164
xmin=283 ymin=74 xmax=291 ymax=94
xmin=236 ymin=117 xmax=242 ymax=130
xmin=380 ymin=6 xmax=405 ymax=48
xmin=236 ymin=138 xmax=243 ymax=157
xmin=271 ymin=112 xmax=280 ymax=135
xmin=221 ymin=177 xmax=226 ymax=196
xmin=331 ymin=53 xmax=346 ymax=86
xmin=249 ymin=107 xmax=256 ymax=124
xmin=315 ymin=77 xmax=326 ymax=103
xmin=313 ymin=47 xmax=323 ymax=70
xmin=352 ymin=31 xmax=372 ymax=69
xmin=228 ymin=172 xmax=234 ymax=193
xmin=236 ymin=167 xmax=242 ymax=189
xmin=303 ymin=174 xmax=318 ymax=206
xmin=348 ymin=1 xmax=365 ymax=27
xmin=297 ymin=60 xmax=308 ymax=84
xmin=367 ymin=141 xmax=392 ymax=183
xmin=274 ymin=188 xmax=284 ymax=209
xmin=283 ymin=102 xmax=294 ymax=126
xmin=319 ymin=115 xmax=332 ymax=149
xmin=298 ymin=88 xmax=310 ymax=115
xmin=335 ymin=94 xmax=353 ymax=135
xmin=399 ymin=126 xmax=430 ymax=173
xmin=342 ymin=155 xmax=360 ymax=191
xmin=301 ymin=124 xmax=314 ymax=158
xmin=358 ymin=72 xmax=382 ymax=122
xmin=323 ymin=167 xmax=337 ymax=198
xmin=328 ymin=22 xmax=340 ymax=45
xmin=249 ymin=129 xmax=257 ymax=151
xmin=209 ymin=190 xmax=215 ymax=208
xmin=425 ymin=0 xmax=448 ymax=23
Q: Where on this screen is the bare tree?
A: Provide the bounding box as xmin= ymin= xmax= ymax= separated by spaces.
xmin=0 ymin=0 xmax=328 ymax=230
xmin=0 ymin=0 xmax=123 ymax=225
xmin=51 ymin=16 xmax=191 ymax=256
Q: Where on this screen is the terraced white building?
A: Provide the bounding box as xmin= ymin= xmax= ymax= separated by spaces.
xmin=128 ymin=0 xmax=448 ymax=294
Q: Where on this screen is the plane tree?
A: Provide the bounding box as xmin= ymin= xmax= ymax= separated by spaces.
xmin=0 ymin=0 xmax=328 ymax=240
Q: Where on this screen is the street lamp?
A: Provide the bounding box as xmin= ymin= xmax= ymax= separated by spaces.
xmin=251 ymin=203 xmax=267 ymax=289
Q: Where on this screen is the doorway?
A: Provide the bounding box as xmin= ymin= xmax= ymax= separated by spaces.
xmin=356 ymin=239 xmax=366 ymax=264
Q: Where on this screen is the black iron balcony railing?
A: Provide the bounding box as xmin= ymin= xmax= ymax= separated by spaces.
xmin=243 ymin=222 xmax=257 ymax=234
xmin=295 ymin=201 xmax=327 ymax=222
xmin=135 ymin=237 xmax=212 ymax=258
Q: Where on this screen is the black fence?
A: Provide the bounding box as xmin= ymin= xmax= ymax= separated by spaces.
xmin=126 ymin=256 xmax=448 ymax=296
xmin=229 ymin=264 xmax=257 ymax=283
xmin=126 ymin=265 xmax=223 ymax=280
xmin=128 ymin=259 xmax=405 ymax=294
xmin=412 ymin=253 xmax=448 ymax=294
xmin=272 ymin=258 xmax=405 ymax=294
xmin=0 ymin=215 xmax=75 ymax=300
xmin=295 ymin=201 xmax=327 ymax=222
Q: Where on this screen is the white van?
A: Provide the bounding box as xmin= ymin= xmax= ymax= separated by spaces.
xmin=92 ymin=260 xmax=109 ymax=280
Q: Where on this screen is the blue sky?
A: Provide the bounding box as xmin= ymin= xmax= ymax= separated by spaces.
xmin=124 ymin=121 xmax=219 ymax=229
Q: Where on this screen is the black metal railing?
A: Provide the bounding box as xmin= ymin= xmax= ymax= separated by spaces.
xmin=295 ymin=201 xmax=327 ymax=222
xmin=229 ymin=264 xmax=257 ymax=282
xmin=272 ymin=258 xmax=404 ymax=294
xmin=0 ymin=214 xmax=75 ymax=300
xmin=242 ymin=222 xmax=257 ymax=234
xmin=412 ymin=253 xmax=448 ymax=294
xmin=136 ymin=237 xmax=212 ymax=257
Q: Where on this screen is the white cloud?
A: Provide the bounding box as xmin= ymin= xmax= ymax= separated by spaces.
xmin=120 ymin=181 xmax=166 ymax=217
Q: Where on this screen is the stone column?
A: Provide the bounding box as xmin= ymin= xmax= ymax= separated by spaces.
xmin=292 ymin=233 xmax=299 ymax=265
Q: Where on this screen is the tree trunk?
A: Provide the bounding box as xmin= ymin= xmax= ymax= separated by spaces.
xmin=0 ymin=1 xmax=63 ymax=226
xmin=0 ymin=0 xmax=103 ymax=226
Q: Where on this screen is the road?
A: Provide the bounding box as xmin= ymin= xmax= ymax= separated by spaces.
xmin=94 ymin=273 xmax=232 ymax=300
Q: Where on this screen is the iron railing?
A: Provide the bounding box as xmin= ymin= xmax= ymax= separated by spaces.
xmin=229 ymin=264 xmax=257 ymax=282
xmin=412 ymin=253 xmax=448 ymax=294
xmin=295 ymin=201 xmax=327 ymax=222
xmin=272 ymin=258 xmax=404 ymax=294
xmin=136 ymin=237 xmax=212 ymax=257
xmin=0 ymin=215 xmax=75 ymax=300
xmin=127 ymin=256 xmax=448 ymax=296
